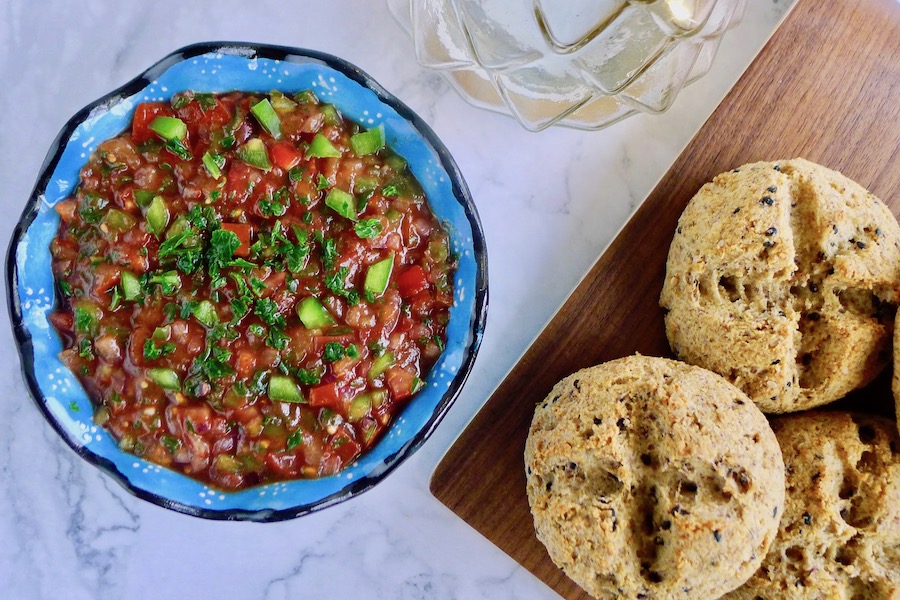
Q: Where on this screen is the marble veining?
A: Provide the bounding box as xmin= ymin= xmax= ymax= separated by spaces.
xmin=0 ymin=1 xmax=791 ymax=598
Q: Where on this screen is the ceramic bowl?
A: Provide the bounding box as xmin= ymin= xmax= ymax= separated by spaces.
xmin=6 ymin=42 xmax=487 ymax=521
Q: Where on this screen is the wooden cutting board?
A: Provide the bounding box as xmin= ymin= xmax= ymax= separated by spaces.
xmin=430 ymin=0 xmax=900 ymax=597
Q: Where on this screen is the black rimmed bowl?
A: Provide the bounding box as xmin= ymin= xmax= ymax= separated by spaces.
xmin=6 ymin=42 xmax=487 ymax=521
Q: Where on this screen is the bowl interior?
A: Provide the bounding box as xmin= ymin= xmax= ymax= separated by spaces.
xmin=9 ymin=43 xmax=486 ymax=520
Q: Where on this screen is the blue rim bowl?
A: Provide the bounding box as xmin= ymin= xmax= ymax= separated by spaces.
xmin=6 ymin=42 xmax=488 ymax=521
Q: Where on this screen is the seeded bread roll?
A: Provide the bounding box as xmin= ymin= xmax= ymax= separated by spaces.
xmin=724 ymin=412 xmax=900 ymax=599
xmin=525 ymin=355 xmax=785 ymax=600
xmin=660 ymin=159 xmax=900 ymax=413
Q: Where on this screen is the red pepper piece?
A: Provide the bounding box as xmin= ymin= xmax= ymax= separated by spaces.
xmin=396 ymin=265 xmax=429 ymax=298
xmin=270 ymin=141 xmax=302 ymax=170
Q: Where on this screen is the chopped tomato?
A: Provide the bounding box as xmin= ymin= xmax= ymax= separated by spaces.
xmin=131 ymin=102 xmax=174 ymax=143
xmin=330 ymin=430 xmax=361 ymax=464
xmin=55 ymin=199 xmax=78 ymax=223
xmin=397 ymin=265 xmax=429 ymax=298
xmin=48 ymin=311 xmax=73 ymax=333
xmin=270 ymin=141 xmax=302 ymax=170
xmin=221 ymin=223 xmax=252 ymax=257
xmin=308 ymin=382 xmax=342 ymax=408
xmin=177 ymin=98 xmax=232 ymax=139
xmin=92 ymin=263 xmax=120 ymax=294
xmin=234 ymin=348 xmax=257 ymax=378
xmin=385 ymin=366 xmax=421 ymax=401
xmin=264 ymin=452 xmax=301 ymax=477
xmin=224 ymin=161 xmax=259 ymax=204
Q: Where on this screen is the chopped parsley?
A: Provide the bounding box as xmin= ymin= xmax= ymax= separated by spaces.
xmin=254 ymin=298 xmax=283 ymax=327
xmin=190 ymin=344 xmax=235 ymax=384
xmin=230 ymin=297 xmax=250 ymax=321
xmin=295 ymin=368 xmax=322 ymax=385
xmin=267 ymin=327 xmax=289 ymax=350
xmin=77 ymin=338 xmax=94 ymax=359
xmin=165 ymin=138 xmax=192 ymax=161
xmin=323 ymin=342 xmax=346 ymax=362
xmin=286 ymin=430 xmax=304 ymax=450
xmin=324 ymin=267 xmax=360 ymax=305
xmin=195 ymin=93 xmax=217 ymax=111
xmin=354 ymin=218 xmax=382 ymax=239
xmin=207 ymin=229 xmax=240 ymax=278
xmin=161 ymin=435 xmax=182 ymax=454
xmin=259 ymin=198 xmax=287 ymax=217
xmin=288 ymin=166 xmax=305 ymax=182
xmin=320 ymin=237 xmax=339 ymax=271
xmin=143 ymin=339 xmax=176 ymax=360
xmin=74 ymin=305 xmax=98 ymax=336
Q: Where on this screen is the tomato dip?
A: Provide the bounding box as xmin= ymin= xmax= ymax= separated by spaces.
xmin=49 ymin=90 xmax=455 ymax=489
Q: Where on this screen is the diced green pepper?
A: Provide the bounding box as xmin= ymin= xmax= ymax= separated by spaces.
xmin=293 ymin=90 xmax=318 ymax=104
xmin=120 ymin=270 xmax=142 ymax=300
xmin=370 ymin=388 xmax=388 ymax=408
xmin=297 ymin=297 xmax=336 ymax=329
xmin=149 ymin=116 xmax=187 ymax=141
xmin=202 ymin=151 xmax=225 ymax=179
xmin=133 ymin=189 xmax=155 ymax=207
xmin=428 ymin=238 xmax=449 ymax=263
xmin=214 ymin=454 xmax=242 ymax=474
xmin=269 ymin=91 xmax=298 ymax=113
xmin=354 ymin=177 xmax=379 ymax=196
xmin=192 ymin=300 xmax=219 ymax=327
xmin=152 ymin=326 xmax=170 ymax=342
xmin=222 ymin=387 xmax=249 ymax=409
xmin=269 ymin=376 xmax=304 ymax=403
xmin=320 ymin=104 xmax=341 ymax=126
xmin=307 ymin=134 xmax=341 ymax=158
xmin=364 ymin=255 xmax=394 ymax=297
xmin=250 ymin=99 xmax=282 ymax=140
xmin=350 ymin=125 xmax=385 ymax=156
xmin=147 ymin=368 xmax=181 ymax=391
xmin=104 ymin=209 xmax=136 ymax=232
xmin=108 ymin=287 xmax=122 ymax=311
xmin=325 ymin=188 xmax=357 ymax=221
xmin=93 ymin=406 xmax=110 ymax=426
xmin=368 ymin=351 xmax=395 ymax=380
xmin=385 ymin=154 xmax=407 ymax=173
xmin=348 ymin=394 xmax=372 ymax=422
xmin=165 ymin=215 xmax=191 ymax=240
xmin=236 ymin=138 xmax=272 ymax=171
xmin=146 ymin=196 xmax=169 ymax=236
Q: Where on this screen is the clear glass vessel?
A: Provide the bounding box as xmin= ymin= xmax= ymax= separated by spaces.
xmin=388 ymin=0 xmax=747 ymax=131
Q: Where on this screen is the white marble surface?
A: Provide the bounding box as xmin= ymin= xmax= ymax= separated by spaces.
xmin=0 ymin=1 xmax=793 ymax=598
